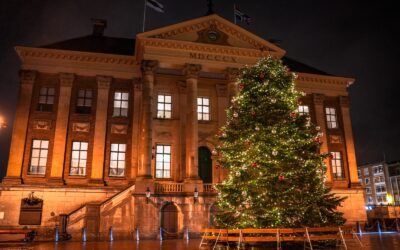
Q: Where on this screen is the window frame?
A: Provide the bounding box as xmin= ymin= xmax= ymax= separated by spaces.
xmin=37 ymin=87 xmax=55 ymax=112
xmin=156 ymin=94 xmax=172 ymax=119
xmin=155 ymin=144 xmax=171 ymax=179
xmin=331 ymin=151 xmax=345 ymax=180
xmin=28 ymin=139 xmax=49 ymax=175
xmin=298 ymin=105 xmax=310 ymax=116
xmin=113 ymin=91 xmax=129 ymax=117
xmin=197 ymin=97 xmax=211 ymax=121
xmin=325 ymin=107 xmax=338 ymax=129
xmin=76 ymin=89 xmax=93 ymax=114
xmin=69 ymin=141 xmax=88 ymax=176
xmin=109 ymin=143 xmax=126 ymax=177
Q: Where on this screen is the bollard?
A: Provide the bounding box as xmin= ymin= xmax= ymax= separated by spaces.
xmin=55 ymin=225 xmax=59 ymax=242
xmin=109 ymin=226 xmax=114 ymax=241
xmin=82 ymin=227 xmax=87 ymax=242
xmin=185 ymin=226 xmax=189 ymax=241
xmin=356 ymin=221 xmax=363 ymax=236
xmin=377 ymin=220 xmax=381 ymax=234
xmin=136 ymin=227 xmax=140 ymax=241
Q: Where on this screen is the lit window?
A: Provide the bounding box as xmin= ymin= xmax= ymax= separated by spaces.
xmin=157 ymin=95 xmax=172 ymax=119
xmin=70 ymin=142 xmax=88 ymax=176
xmin=377 ymin=195 xmax=387 ymax=203
xmin=374 ymin=166 xmax=383 ymax=174
xmin=363 ymin=168 xmax=369 ymax=176
xmin=367 ymin=196 xmax=373 ymax=204
xmin=325 ymin=107 xmax=338 ymax=129
xmin=76 ymin=89 xmax=92 ymax=114
xmin=28 ymin=140 xmax=49 ymax=175
xmin=37 ymin=87 xmax=55 ymax=112
xmin=197 ymin=97 xmax=210 ymax=121
xmin=113 ymin=92 xmax=129 ymax=117
xmin=298 ymin=105 xmax=309 ymax=115
xmin=109 ymin=143 xmax=126 ymax=177
xmin=331 ymin=151 xmax=344 ymax=180
xmin=365 ymin=178 xmax=370 ymax=185
xmin=375 ymin=185 xmax=386 ymax=193
xmin=155 ymin=144 xmax=171 ymax=178
xmin=365 ymin=187 xmax=371 ymax=194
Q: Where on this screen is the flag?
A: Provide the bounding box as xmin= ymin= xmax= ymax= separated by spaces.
xmin=234 ymin=5 xmax=251 ymax=25
xmin=146 ymin=0 xmax=164 ymax=13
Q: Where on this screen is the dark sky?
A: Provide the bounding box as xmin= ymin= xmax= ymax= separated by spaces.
xmin=0 ymin=0 xmax=399 ymax=179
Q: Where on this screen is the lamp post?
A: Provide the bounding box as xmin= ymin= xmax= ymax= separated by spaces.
xmin=145 ymin=187 xmax=151 ymax=204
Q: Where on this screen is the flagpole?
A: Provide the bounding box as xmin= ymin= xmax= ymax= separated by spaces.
xmin=142 ymin=0 xmax=147 ymax=32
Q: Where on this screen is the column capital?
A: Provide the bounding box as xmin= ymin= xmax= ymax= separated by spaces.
xmin=313 ymin=93 xmax=325 ymax=105
xmin=177 ymin=80 xmax=187 ymax=94
xmin=339 ymin=96 xmax=349 ymax=107
xmin=225 ymin=67 xmax=240 ymax=82
xmin=141 ymin=60 xmax=158 ymax=75
xmin=184 ymin=64 xmax=202 ymax=79
xmin=216 ymin=84 xmax=228 ymax=97
xmin=96 ymin=75 xmax=112 ymax=89
xmin=58 ymin=73 xmax=75 ymax=87
xmin=19 ymin=70 xmax=37 ymax=85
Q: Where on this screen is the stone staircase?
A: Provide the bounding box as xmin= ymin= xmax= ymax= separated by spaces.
xmin=65 ymin=184 xmax=135 ymax=240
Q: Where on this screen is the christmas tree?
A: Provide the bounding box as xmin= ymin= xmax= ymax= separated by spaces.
xmin=215 ymin=57 xmax=345 ymax=229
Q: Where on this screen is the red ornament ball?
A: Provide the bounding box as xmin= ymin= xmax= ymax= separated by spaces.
xmin=251 ymin=162 xmax=257 ymax=167
xmin=290 ymin=112 xmax=297 ymax=118
xmin=259 ymin=73 xmax=265 ymax=79
xmin=216 ymin=164 xmax=220 ymax=169
xmin=239 ymin=84 xmax=245 ymax=90
xmin=251 ymin=111 xmax=256 ymax=117
xmin=278 ymin=175 xmax=285 ymax=182
xmin=314 ymin=137 xmax=321 ymax=143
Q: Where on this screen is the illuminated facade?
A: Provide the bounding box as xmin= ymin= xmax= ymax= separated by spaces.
xmin=0 ymin=15 xmax=365 ymax=239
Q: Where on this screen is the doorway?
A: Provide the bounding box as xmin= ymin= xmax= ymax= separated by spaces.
xmin=198 ymin=146 xmax=212 ymax=183
xmin=161 ymin=202 xmax=178 ymax=238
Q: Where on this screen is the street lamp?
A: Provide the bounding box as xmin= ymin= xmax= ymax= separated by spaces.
xmin=194 ymin=187 xmax=199 ymax=203
xmin=145 ymin=187 xmax=151 ymax=204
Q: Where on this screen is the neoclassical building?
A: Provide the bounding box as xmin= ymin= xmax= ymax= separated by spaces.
xmin=0 ymin=15 xmax=365 ymax=240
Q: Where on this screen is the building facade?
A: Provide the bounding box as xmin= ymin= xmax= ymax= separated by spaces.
xmin=358 ymin=161 xmax=400 ymax=206
xmin=0 ymin=15 xmax=365 ymax=240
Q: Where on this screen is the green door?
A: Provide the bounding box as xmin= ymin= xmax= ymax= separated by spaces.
xmin=198 ymin=146 xmax=212 ymax=183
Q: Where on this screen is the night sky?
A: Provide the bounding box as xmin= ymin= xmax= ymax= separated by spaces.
xmin=0 ymin=0 xmax=399 ymax=179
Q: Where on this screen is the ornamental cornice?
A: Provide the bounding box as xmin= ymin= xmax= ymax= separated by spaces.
xmin=138 ymin=37 xmax=276 ymax=58
xmin=15 ymin=46 xmax=136 ymax=66
xmin=141 ymin=15 xmax=285 ymax=55
xmin=296 ymin=73 xmax=354 ymax=87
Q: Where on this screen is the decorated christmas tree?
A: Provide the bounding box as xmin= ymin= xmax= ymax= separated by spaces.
xmin=215 ymin=57 xmax=345 ymax=229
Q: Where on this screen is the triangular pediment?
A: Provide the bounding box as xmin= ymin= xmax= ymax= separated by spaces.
xmin=137 ymin=14 xmax=285 ymax=56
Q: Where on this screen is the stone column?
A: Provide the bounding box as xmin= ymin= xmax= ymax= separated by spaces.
xmin=178 ymin=81 xmax=187 ymax=181
xmin=3 ymin=70 xmax=36 ymax=185
xmin=49 ymin=73 xmax=74 ymax=185
xmin=225 ymin=67 xmax=240 ymax=103
xmin=313 ymin=94 xmax=332 ymax=184
xmin=184 ymin=64 xmax=202 ymax=181
xmin=339 ymin=96 xmax=361 ymax=187
xmin=131 ymin=80 xmax=142 ymax=180
xmin=137 ymin=60 xmax=158 ymax=179
xmin=89 ymin=75 xmax=112 ymax=186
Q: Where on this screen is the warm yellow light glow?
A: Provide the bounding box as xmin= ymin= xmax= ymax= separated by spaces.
xmin=387 ymin=194 xmax=394 ymax=205
xmin=0 ymin=116 xmax=5 ymax=128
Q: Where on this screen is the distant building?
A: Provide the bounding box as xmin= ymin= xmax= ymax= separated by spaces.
xmin=358 ymin=161 xmax=400 ymax=206
xmin=0 ymin=15 xmax=365 ymax=240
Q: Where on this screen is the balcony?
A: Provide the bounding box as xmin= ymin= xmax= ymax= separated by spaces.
xmin=154 ymin=182 xmax=217 ymax=193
